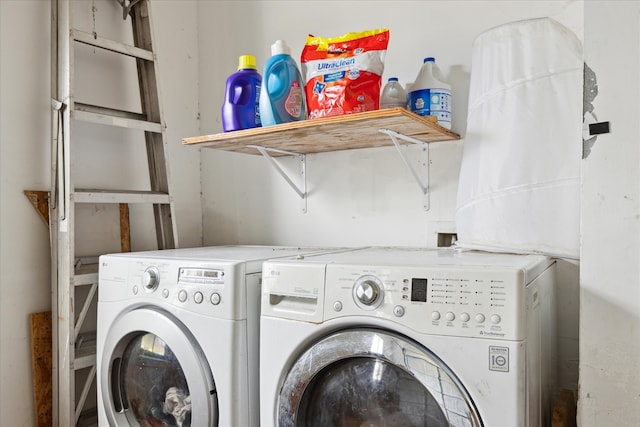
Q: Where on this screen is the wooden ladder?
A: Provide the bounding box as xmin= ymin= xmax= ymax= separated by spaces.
xmin=50 ymin=0 xmax=177 ymax=425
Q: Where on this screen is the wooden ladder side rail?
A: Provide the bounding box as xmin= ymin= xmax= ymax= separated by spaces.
xmin=130 ymin=0 xmax=177 ymax=250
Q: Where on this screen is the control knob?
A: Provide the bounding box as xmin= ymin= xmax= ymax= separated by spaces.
xmin=142 ymin=266 xmax=160 ymax=291
xmin=353 ymin=275 xmax=384 ymax=309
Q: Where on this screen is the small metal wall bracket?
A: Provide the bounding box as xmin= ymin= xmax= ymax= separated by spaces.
xmin=379 ymin=129 xmax=430 ymax=211
xmin=249 ymin=145 xmax=307 ymax=213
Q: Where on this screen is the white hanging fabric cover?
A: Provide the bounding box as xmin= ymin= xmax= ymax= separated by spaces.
xmin=455 ymin=17 xmax=583 ymax=259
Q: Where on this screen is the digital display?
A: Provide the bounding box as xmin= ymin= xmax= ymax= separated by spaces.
xmin=178 ymin=268 xmax=224 ymax=284
xmin=203 ymin=270 xmax=222 ymax=278
xmin=411 ymin=278 xmax=428 ymax=302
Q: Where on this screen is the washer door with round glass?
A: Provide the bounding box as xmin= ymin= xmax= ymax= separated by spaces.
xmin=100 ymin=308 xmax=218 ymax=426
xmin=278 ymin=328 xmax=482 ymax=427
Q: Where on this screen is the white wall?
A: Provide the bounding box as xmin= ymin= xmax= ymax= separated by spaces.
xmin=580 ymin=1 xmax=640 ymax=425
xmin=0 ymin=2 xmax=52 ymax=425
xmin=0 ymin=1 xmax=201 ymax=425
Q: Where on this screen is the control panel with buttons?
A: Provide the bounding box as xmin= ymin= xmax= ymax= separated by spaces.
xmin=323 ymin=264 xmax=528 ymax=340
xmin=100 ymin=257 xmax=240 ymax=320
xmin=137 ymin=265 xmax=228 ymax=311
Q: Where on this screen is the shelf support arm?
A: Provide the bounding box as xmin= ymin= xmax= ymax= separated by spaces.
xmin=379 ymin=129 xmax=430 ymax=211
xmin=249 ymin=145 xmax=307 ymax=213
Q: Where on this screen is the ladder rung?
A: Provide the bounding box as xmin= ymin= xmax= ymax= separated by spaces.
xmin=74 ymin=332 xmax=96 ymax=370
xmin=71 ymin=29 xmax=154 ymax=61
xmin=73 ymin=105 xmax=162 ymax=133
xmin=73 ymin=269 xmax=98 ymax=287
xmin=78 ymin=409 xmax=98 ymax=427
xmin=75 ymin=102 xmax=153 ymax=125
xmin=74 ymin=348 xmax=96 ymax=371
xmin=72 ymin=189 xmax=171 ymax=204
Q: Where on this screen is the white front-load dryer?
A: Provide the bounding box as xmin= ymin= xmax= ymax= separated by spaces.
xmin=97 ymin=245 xmax=351 ymax=427
xmin=260 ymin=247 xmax=557 ymax=427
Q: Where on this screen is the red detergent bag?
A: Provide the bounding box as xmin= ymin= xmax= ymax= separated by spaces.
xmin=301 ymin=28 xmax=389 ymax=119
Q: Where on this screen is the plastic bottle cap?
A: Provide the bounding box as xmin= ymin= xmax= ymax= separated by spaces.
xmin=424 ymin=57 xmax=435 ymax=63
xmin=238 ymin=55 xmax=257 ymax=70
xmin=271 ymin=40 xmax=291 ymax=56
xmin=388 ymin=77 xmax=399 ymax=82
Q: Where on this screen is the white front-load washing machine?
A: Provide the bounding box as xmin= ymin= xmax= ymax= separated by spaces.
xmin=97 ymin=245 xmax=352 ymax=427
xmin=260 ymin=247 xmax=557 ymax=427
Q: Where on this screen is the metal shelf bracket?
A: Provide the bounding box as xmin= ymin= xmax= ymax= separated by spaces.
xmin=249 ymin=145 xmax=307 ymax=213
xmin=379 ymin=129 xmax=430 ymax=211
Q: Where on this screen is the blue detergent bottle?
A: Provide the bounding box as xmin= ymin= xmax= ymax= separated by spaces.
xmin=259 ymin=40 xmax=306 ymax=126
xmin=221 ymin=54 xmax=262 ymax=132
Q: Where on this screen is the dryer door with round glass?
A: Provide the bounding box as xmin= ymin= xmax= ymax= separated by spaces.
xmin=278 ymin=328 xmax=482 ymax=427
xmin=100 ymin=308 xmax=218 ymax=426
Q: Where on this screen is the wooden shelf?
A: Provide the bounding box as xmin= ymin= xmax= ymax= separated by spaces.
xmin=182 ymin=107 xmax=460 ymax=157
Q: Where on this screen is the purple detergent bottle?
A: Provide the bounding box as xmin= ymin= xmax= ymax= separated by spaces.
xmin=221 ymin=55 xmax=262 ymax=132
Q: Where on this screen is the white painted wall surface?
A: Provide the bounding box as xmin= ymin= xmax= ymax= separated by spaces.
xmin=0 ymin=1 xmax=201 ymax=425
xmin=0 ymin=2 xmax=52 ymax=425
xmin=580 ymin=1 xmax=640 ymax=425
